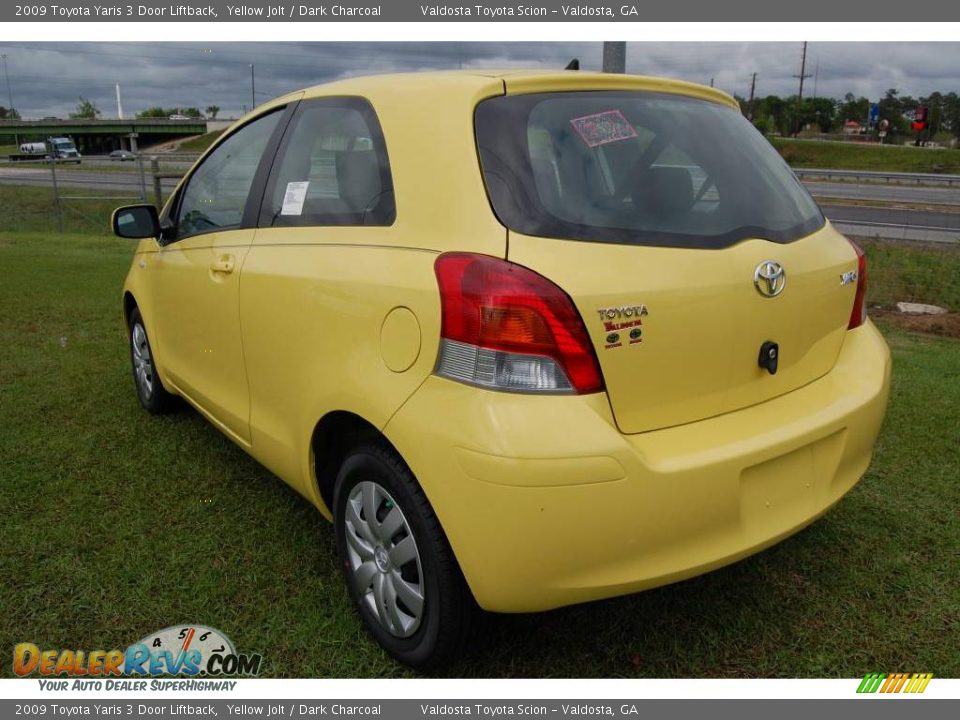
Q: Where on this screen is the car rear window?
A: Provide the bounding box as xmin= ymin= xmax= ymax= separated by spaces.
xmin=475 ymin=91 xmax=824 ymax=249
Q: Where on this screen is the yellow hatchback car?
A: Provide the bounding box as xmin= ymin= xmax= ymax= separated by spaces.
xmin=113 ymin=70 xmax=891 ymax=668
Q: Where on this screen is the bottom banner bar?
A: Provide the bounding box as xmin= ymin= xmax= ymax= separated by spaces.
xmin=0 ymin=700 xmax=955 ymax=720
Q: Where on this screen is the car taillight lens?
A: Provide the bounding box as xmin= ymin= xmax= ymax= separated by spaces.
xmin=434 ymin=253 xmax=604 ymax=394
xmin=847 ymin=239 xmax=868 ymax=329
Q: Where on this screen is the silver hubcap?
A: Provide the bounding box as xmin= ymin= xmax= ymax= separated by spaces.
xmin=131 ymin=323 xmax=154 ymax=398
xmin=344 ymin=481 xmax=425 ymax=638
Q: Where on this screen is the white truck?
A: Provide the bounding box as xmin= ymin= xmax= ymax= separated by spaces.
xmin=9 ymin=137 xmax=82 ymax=163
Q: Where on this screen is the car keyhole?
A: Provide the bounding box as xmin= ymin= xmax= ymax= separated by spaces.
xmin=759 ymin=340 xmax=779 ymax=375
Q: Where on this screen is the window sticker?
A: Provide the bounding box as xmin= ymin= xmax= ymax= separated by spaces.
xmin=280 ymin=181 xmax=310 ymax=216
xmin=569 ymin=110 xmax=638 ymax=148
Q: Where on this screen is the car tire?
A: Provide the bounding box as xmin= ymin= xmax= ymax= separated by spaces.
xmin=128 ymin=307 xmax=175 ymax=414
xmin=334 ymin=441 xmax=474 ymax=670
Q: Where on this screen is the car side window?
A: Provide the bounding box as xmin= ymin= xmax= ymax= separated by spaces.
xmin=262 ymin=98 xmax=395 ymax=227
xmin=175 ymin=109 xmax=283 ymax=240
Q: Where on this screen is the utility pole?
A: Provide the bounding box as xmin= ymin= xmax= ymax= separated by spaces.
xmin=793 ymin=41 xmax=812 ymax=136
xmin=1 ymin=54 xmax=13 ymax=111
xmin=602 ymin=42 xmax=626 ymax=74
xmin=748 ymin=72 xmax=757 ymax=120
xmin=2 ymin=53 xmax=18 ymax=146
xmin=250 ymin=64 xmax=256 ymax=110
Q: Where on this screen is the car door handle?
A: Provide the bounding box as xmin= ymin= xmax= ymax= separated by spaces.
xmin=210 ymin=255 xmax=235 ymax=274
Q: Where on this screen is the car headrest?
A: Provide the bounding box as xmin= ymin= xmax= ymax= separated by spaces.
xmin=283 ymin=146 xmax=313 ymax=183
xmin=336 ymin=150 xmax=382 ymax=214
xmin=530 ymin=157 xmax=562 ymax=209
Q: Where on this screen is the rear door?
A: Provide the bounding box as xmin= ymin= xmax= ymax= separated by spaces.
xmin=507 ymin=227 xmax=856 ymax=433
xmin=477 ymin=87 xmax=860 ymax=433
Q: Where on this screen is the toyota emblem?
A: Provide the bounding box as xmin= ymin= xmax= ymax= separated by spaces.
xmin=754 ymin=260 xmax=786 ymax=298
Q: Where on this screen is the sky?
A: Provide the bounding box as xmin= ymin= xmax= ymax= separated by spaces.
xmin=1 ymin=41 xmax=958 ymax=119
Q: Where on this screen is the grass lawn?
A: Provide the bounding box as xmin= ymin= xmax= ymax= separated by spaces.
xmin=859 ymin=238 xmax=960 ymax=312
xmin=771 ymin=137 xmax=960 ymax=174
xmin=0 ymin=184 xmax=161 ymax=236
xmin=177 ymin=130 xmax=224 ymax=153
xmin=0 ymin=231 xmax=958 ymax=678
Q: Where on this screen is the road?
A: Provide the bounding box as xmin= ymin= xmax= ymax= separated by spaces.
xmin=0 ymin=165 xmax=181 ymax=195
xmin=805 ymin=181 xmax=960 ymax=206
xmin=1 ymin=164 xmax=958 ymax=242
xmin=822 ymin=204 xmax=959 ymax=243
xmin=4 ymin=164 xmax=957 ymax=204
xmin=821 ymin=203 xmax=959 ymax=231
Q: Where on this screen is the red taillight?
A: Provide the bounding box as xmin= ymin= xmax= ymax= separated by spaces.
xmin=847 ymin=240 xmax=868 ymax=329
xmin=434 ymin=253 xmax=604 ymax=394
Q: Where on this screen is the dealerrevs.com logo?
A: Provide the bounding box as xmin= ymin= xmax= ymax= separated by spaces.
xmin=13 ymin=625 xmax=262 ymax=689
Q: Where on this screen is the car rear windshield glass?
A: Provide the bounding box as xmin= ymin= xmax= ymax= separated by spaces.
xmin=475 ymin=91 xmax=824 ymax=249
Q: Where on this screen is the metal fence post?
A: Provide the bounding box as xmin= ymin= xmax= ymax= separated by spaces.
xmin=48 ymin=158 xmax=64 ymax=234
xmin=137 ymin=153 xmax=148 ymax=201
xmin=151 ymin=156 xmax=162 ymax=208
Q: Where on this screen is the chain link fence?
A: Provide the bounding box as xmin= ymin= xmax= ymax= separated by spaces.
xmin=0 ymin=154 xmax=189 ymax=235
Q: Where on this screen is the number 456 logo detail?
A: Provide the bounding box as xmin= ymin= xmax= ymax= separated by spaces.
xmin=129 ymin=624 xmax=262 ymax=677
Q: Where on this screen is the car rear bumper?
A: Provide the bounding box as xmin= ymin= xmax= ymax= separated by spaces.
xmin=384 ymin=320 xmax=891 ymax=612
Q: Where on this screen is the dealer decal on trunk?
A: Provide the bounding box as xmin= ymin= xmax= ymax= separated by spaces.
xmin=598 ymin=305 xmax=648 ymax=348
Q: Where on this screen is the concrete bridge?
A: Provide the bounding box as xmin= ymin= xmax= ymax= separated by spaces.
xmin=0 ymin=118 xmax=209 ymax=153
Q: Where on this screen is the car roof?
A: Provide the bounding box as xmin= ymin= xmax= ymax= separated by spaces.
xmin=267 ymin=70 xmax=739 ymax=111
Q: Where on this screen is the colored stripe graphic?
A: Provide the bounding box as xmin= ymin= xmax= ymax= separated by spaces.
xmin=908 ymin=673 xmax=934 ymax=693
xmin=857 ymin=672 xmax=933 ymax=694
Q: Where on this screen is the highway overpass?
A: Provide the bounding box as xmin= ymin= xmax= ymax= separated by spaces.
xmin=0 ymin=118 xmax=208 ymax=153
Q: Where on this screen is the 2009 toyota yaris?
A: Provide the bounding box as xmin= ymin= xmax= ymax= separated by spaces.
xmin=112 ymin=70 xmax=891 ymax=669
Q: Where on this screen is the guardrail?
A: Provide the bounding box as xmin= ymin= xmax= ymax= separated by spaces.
xmin=795 ymin=168 xmax=960 ymax=187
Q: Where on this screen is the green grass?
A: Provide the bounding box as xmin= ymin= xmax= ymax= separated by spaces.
xmin=772 ymin=137 xmax=960 ymax=174
xmin=1 ymin=232 xmax=958 ymax=678
xmin=859 ymin=239 xmax=960 ymax=312
xmin=0 ymin=184 xmax=157 ymax=236
xmin=177 ymin=130 xmax=224 ymax=153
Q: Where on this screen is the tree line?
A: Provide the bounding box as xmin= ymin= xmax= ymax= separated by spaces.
xmin=69 ymin=99 xmax=221 ymax=120
xmin=6 ymin=90 xmax=958 ymax=145
xmin=136 ymin=106 xmax=221 ymax=120
xmin=0 ymin=98 xmax=223 ymax=121
xmin=740 ymin=88 xmax=960 ymax=142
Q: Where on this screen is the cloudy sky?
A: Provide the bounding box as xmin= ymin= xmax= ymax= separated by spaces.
xmin=1 ymin=41 xmax=958 ymax=119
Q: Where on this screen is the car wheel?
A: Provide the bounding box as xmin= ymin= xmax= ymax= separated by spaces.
xmin=128 ymin=307 xmax=174 ymax=414
xmin=334 ymin=441 xmax=474 ymax=670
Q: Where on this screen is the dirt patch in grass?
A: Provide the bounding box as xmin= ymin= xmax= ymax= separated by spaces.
xmin=872 ymin=309 xmax=960 ymax=338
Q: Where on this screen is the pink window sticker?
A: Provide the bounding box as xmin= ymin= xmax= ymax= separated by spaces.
xmin=569 ymin=109 xmax=638 ymax=148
